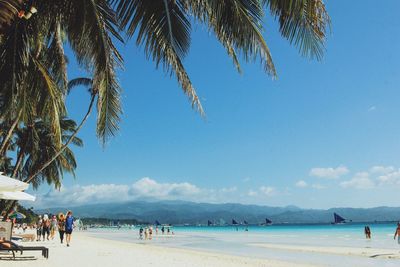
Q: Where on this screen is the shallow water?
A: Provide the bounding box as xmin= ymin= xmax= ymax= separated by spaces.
xmin=86 ymin=223 xmax=400 ymax=267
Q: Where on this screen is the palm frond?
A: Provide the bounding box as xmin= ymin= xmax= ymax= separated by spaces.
xmin=264 ymin=0 xmax=330 ymax=60
xmin=185 ymin=0 xmax=276 ymax=76
xmin=65 ymin=0 xmax=123 ymax=144
xmin=68 ymin=77 xmax=93 ymax=94
xmin=113 ymin=0 xmax=204 ymax=115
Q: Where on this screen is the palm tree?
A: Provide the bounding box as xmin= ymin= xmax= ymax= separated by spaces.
xmin=24 ymin=77 xmax=95 ymax=184
xmin=0 ymin=1 xmax=330 ymax=212
xmin=0 ymin=15 xmax=66 ymax=156
xmin=19 ymin=117 xmax=83 ymax=189
xmin=1 ymin=0 xmax=330 ymax=144
xmin=1 ymin=116 xmax=83 ymax=215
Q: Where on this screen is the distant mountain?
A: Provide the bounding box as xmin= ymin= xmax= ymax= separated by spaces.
xmin=36 ymin=201 xmax=400 ymax=225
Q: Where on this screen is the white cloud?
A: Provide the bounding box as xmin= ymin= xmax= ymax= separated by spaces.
xmin=376 ymin=170 xmax=400 ymax=185
xmin=220 ymin=186 xmax=237 ymax=193
xmin=34 ymin=178 xmax=277 ymax=208
xmin=34 ymin=178 xmax=207 ymax=208
xmin=129 ymin=177 xmax=201 ymax=198
xmin=247 ymin=190 xmax=258 ymax=197
xmin=370 ymin=166 xmax=395 ymax=175
xmin=340 ymin=172 xmax=375 ymax=189
xmin=259 ymin=186 xmax=276 ymax=196
xmin=295 ymin=180 xmax=308 ymax=188
xmin=309 ymin=165 xmax=349 ymax=179
xmin=368 ymin=106 xmax=376 ymax=112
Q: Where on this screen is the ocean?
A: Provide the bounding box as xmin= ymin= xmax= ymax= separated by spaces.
xmin=86 ymin=223 xmax=400 ymax=267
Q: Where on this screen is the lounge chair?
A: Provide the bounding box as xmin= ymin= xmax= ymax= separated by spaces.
xmin=0 ymin=240 xmax=49 ymax=259
xmin=0 ymin=222 xmax=48 ymax=259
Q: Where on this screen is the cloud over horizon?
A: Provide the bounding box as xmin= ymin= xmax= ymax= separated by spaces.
xmin=33 ymin=177 xmax=277 ymax=208
xmin=309 ymin=165 xmax=349 ymax=179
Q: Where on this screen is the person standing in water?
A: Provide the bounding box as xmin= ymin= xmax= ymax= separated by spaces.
xmin=394 ymin=223 xmax=400 ymax=244
xmin=65 ymin=211 xmax=74 ymax=247
xmin=364 ymin=226 xmax=371 ymax=239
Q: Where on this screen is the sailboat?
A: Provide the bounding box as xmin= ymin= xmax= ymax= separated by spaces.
xmin=261 ymin=218 xmax=272 ymax=226
xmin=154 ymin=220 xmax=161 ymax=226
xmin=243 ymin=220 xmax=248 ymax=225
xmin=232 ymin=219 xmax=239 ymax=225
xmin=207 ymin=220 xmax=213 ymax=226
xmin=332 ymin=213 xmax=346 ymax=224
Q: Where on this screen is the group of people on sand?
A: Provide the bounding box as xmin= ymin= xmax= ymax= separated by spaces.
xmin=35 ymin=210 xmax=75 ymax=247
xmin=139 ymin=225 xmax=173 ymax=240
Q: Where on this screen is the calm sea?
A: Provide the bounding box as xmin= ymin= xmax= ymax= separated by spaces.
xmin=86 ymin=223 xmax=400 ymax=267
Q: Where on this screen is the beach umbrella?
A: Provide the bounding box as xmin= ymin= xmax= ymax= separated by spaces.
xmin=0 ymin=173 xmax=35 ymax=201
xmin=0 ymin=172 xmax=29 ymax=192
xmin=9 ymin=211 xmax=26 ymax=220
xmin=0 ymin=191 xmax=36 ymax=201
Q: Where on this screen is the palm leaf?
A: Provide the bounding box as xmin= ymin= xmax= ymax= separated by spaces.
xmin=64 ymin=0 xmax=123 ymax=144
xmin=113 ymin=0 xmax=204 ymax=115
xmin=264 ymin=0 xmax=330 ymax=60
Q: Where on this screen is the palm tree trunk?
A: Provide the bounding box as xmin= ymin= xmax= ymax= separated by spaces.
xmin=12 ymin=147 xmax=25 ymax=178
xmin=0 ymin=109 xmax=22 ymax=156
xmin=24 ymin=94 xmax=96 ymax=184
xmin=55 ymin=22 xmax=68 ymax=92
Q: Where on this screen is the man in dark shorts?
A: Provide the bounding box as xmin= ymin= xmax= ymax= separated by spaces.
xmin=65 ymin=211 xmax=74 ymax=247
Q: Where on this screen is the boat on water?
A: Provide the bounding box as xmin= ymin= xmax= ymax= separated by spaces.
xmin=207 ymin=220 xmax=213 ymax=226
xmin=260 ymin=218 xmax=272 ymax=226
xmin=332 ymin=213 xmax=346 ymax=224
xmin=232 ymin=219 xmax=239 ymax=225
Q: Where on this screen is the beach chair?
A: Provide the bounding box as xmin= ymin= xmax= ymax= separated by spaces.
xmin=0 ymin=222 xmax=49 ymax=259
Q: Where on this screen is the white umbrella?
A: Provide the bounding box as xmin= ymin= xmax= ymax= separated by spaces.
xmin=0 ymin=173 xmax=29 ymax=192
xmin=0 ymin=191 xmax=35 ymax=201
xmin=0 ymin=173 xmax=35 ymax=201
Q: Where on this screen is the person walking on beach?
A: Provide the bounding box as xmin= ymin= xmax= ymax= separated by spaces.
xmin=58 ymin=213 xmax=66 ymax=244
xmin=149 ymin=226 xmax=153 ymax=240
xmin=65 ymin=211 xmax=74 ymax=247
xmin=42 ymin=214 xmax=50 ymax=241
xmin=50 ymin=215 xmax=58 ymax=240
xmin=139 ymin=227 xmax=144 ymax=239
xmin=36 ymin=215 xmax=43 ymax=241
xmin=393 ymin=223 xmax=400 ymax=244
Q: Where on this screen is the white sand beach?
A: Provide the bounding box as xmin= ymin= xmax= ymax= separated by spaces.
xmin=2 ymin=232 xmax=321 ymax=267
xmin=251 ymin=243 xmax=400 ymax=259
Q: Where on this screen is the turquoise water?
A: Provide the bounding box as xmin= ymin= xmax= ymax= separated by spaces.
xmin=173 ymin=222 xmax=396 ymax=234
xmin=87 ymin=223 xmax=400 ymax=267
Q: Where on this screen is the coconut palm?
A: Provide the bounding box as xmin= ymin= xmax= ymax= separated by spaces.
xmin=0 ymin=0 xmax=122 ymax=147
xmin=1 ymin=0 xmax=330 ymax=144
xmin=0 ymin=15 xmax=66 ymax=156
xmin=24 ymin=77 xmax=96 ymax=184
xmin=19 ymin=117 xmax=83 ymax=189
xmin=0 ymin=1 xmax=330 ymax=212
xmin=1 ymin=116 xmax=83 ymax=215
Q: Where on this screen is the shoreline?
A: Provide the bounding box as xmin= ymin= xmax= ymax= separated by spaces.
xmin=3 ymin=232 xmax=322 ymax=267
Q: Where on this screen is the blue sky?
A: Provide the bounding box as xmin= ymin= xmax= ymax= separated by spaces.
xmin=32 ymin=1 xmax=400 ymax=209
